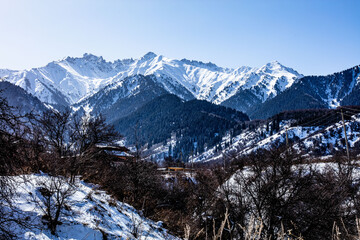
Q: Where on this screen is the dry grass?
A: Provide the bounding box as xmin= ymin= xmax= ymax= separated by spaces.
xmin=332 ymin=218 xmax=360 ymax=240
xmin=184 ymin=213 xmax=360 ymax=239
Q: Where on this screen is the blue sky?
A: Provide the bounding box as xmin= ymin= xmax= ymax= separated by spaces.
xmin=0 ymin=0 xmax=359 ymax=75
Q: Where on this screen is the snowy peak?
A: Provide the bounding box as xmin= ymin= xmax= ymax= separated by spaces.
xmin=63 ymin=53 xmax=105 ymax=63
xmin=262 ymin=61 xmax=300 ymax=75
xmin=253 ymin=61 xmax=298 ymax=84
xmin=57 ymin=53 xmax=115 ymax=78
xmin=233 ymin=66 xmax=252 ymax=74
xmin=141 ymin=51 xmax=158 ymax=60
xmin=261 ymin=60 xmax=283 ymax=70
xmin=249 ymin=65 xmax=360 ymax=119
xmin=82 ymin=52 xmax=104 ymax=61
xmin=180 ymin=58 xmax=221 ymax=71
xmin=0 ymin=53 xmax=303 ymax=113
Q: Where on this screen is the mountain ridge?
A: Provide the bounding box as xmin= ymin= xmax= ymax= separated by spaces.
xmin=1 ymin=53 xmax=358 ymax=122
xmin=250 ymin=65 xmax=360 ymax=119
xmin=0 ymin=52 xmax=302 ymax=114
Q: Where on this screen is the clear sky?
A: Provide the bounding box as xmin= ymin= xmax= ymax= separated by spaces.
xmin=0 ymin=0 xmax=359 ymax=75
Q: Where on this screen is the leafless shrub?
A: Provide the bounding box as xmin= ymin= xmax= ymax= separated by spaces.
xmin=0 ymin=95 xmax=32 ymax=239
xmin=130 ymin=212 xmax=144 ymax=239
xmin=30 ymin=176 xmax=76 ymax=235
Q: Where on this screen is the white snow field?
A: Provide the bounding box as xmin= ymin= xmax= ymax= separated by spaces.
xmin=6 ymin=174 xmax=178 ymax=240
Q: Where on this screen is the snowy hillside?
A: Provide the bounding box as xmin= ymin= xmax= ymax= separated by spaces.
xmin=0 ymin=53 xmax=302 ymax=112
xmin=190 ymin=112 xmax=360 ymax=163
xmin=8 ymin=174 xmax=177 ymax=240
xmin=0 ymin=80 xmax=47 ymax=114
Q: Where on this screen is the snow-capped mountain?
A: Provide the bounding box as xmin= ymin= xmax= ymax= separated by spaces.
xmin=73 ymin=75 xmax=178 ymax=122
xmin=250 ymin=65 xmax=360 ymax=119
xmin=0 ymin=53 xmax=124 ymax=107
xmin=0 ymin=52 xmax=302 ymax=114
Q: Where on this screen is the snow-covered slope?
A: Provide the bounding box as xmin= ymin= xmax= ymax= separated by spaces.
xmin=0 ymin=54 xmax=121 ymax=106
xmin=0 ymin=53 xmax=302 ymax=112
xmin=8 ymin=174 xmax=177 ymax=240
xmin=190 ymin=112 xmax=360 ymax=163
xmin=0 ymin=80 xmax=47 ymax=114
xmin=73 ymin=74 xmax=194 ymax=119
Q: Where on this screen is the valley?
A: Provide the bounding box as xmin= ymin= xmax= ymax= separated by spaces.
xmin=0 ymin=53 xmax=359 ymax=239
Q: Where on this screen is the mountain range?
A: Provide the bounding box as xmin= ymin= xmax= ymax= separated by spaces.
xmin=0 ymin=52 xmax=359 ymax=161
xmin=0 ymin=52 xmax=303 ymax=118
xmin=1 ymin=52 xmax=359 ymax=121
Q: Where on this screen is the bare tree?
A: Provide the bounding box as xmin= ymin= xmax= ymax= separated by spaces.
xmin=213 ymin=147 xmax=359 ymax=239
xmin=69 ymin=113 xmax=121 ymax=182
xmin=0 ymin=95 xmax=31 ymax=239
xmin=71 ymin=114 xmax=120 ymax=154
xmin=33 ymin=111 xmax=122 ymax=181
xmin=37 ymin=109 xmax=72 ymax=158
xmin=31 ymin=176 xmax=76 ymax=235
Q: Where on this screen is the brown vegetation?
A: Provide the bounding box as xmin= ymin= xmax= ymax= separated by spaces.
xmin=1 ymin=94 xmax=360 ymax=239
